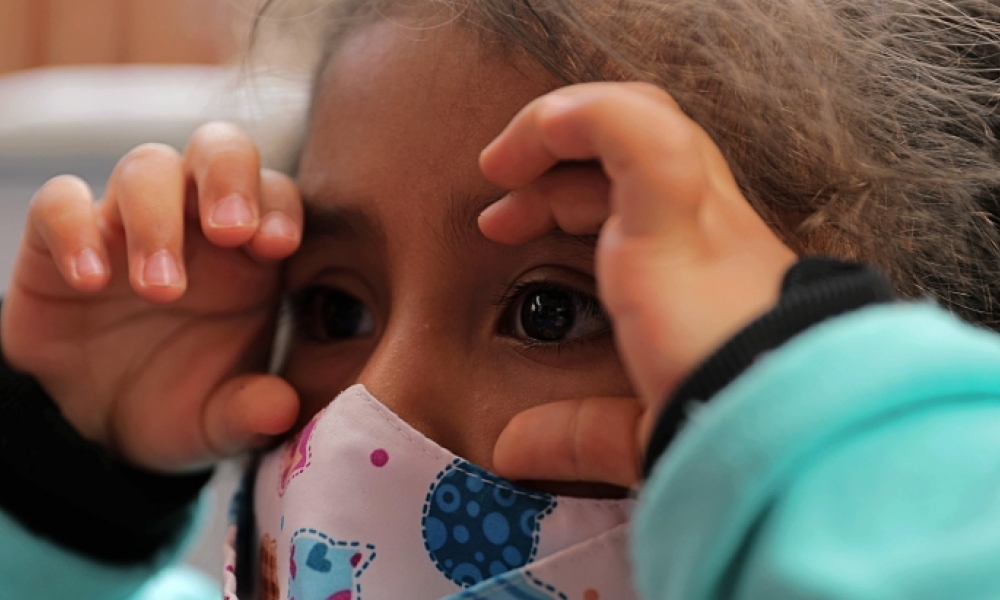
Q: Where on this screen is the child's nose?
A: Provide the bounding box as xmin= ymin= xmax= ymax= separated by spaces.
xmin=355 ymin=320 xmax=494 ymax=469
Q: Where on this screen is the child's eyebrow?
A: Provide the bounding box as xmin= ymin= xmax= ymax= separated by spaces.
xmin=301 ymin=203 xmax=386 ymax=244
xmin=300 ymin=191 xmax=596 ymax=253
xmin=301 ymin=191 xmax=508 ymax=248
xmin=442 ymin=190 xmax=509 ymax=249
xmin=443 ymin=191 xmax=598 ymax=255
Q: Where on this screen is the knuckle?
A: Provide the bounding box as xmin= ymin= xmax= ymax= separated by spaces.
xmin=646 ymin=119 xmax=700 ymax=166
xmin=669 ymin=122 xmax=700 ymax=153
xmin=261 ymin=169 xmax=300 ymax=207
xmin=109 ymin=147 xmax=185 ymax=221
xmin=261 ymin=167 xmax=294 ymax=188
xmin=192 ymin=120 xmax=251 ymax=144
xmin=115 ymin=143 xmax=182 ymax=183
xmin=124 ymin=142 xmax=182 ymax=165
xmin=188 ymin=121 xmax=259 ymax=163
xmin=623 ymin=81 xmax=658 ymax=94
xmin=30 ymin=175 xmax=88 ymax=215
xmin=625 ymin=81 xmax=679 ymax=108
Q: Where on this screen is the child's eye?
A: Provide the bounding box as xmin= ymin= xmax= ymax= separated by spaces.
xmin=499 ymin=281 xmax=611 ymax=344
xmin=290 ymin=286 xmax=374 ymax=343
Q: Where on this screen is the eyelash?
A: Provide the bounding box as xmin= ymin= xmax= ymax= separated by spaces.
xmin=493 ymin=280 xmax=612 ymax=352
xmin=284 ymin=285 xmax=375 ymax=344
xmin=284 ymin=279 xmax=611 ymax=352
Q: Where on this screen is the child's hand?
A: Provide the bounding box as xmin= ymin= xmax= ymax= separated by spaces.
xmin=2 ymin=123 xmax=302 ymax=472
xmin=480 ymin=83 xmax=796 ymax=487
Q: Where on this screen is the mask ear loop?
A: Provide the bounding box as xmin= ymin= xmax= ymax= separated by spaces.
xmin=232 ymin=296 xmax=293 ymax=596
xmin=269 ymin=296 xmax=294 ymax=375
xmin=230 ymin=453 xmax=262 ymax=598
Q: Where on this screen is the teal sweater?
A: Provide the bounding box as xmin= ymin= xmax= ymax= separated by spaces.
xmin=3 ymin=304 xmax=1000 ymax=599
xmin=635 ymin=303 xmax=1000 ymax=599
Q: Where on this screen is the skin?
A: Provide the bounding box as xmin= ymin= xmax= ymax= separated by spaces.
xmin=1 ymin=16 xmax=794 ymax=493
xmin=482 ymin=82 xmax=797 ymax=483
xmin=285 ymin=20 xmax=634 ymax=491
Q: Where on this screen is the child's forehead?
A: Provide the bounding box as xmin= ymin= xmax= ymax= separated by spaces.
xmin=311 ymin=17 xmax=557 ymax=133
xmin=297 ymin=18 xmax=557 ymax=229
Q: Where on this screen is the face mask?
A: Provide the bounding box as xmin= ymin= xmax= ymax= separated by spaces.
xmin=223 ymin=384 xmax=638 ymax=600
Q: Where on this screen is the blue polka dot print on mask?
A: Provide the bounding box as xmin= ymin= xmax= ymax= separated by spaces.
xmin=422 ymin=459 xmax=557 ymax=588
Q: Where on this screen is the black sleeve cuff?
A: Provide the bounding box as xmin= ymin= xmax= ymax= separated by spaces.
xmin=0 ymin=348 xmax=212 ymax=564
xmin=641 ymin=256 xmax=897 ymax=477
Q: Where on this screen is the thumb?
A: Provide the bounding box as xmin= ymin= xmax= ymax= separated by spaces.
xmin=493 ymin=397 xmax=644 ymax=489
xmin=203 ymin=374 xmax=300 ymax=459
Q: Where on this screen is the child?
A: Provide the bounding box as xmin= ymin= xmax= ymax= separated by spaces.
xmin=2 ymin=0 xmax=1000 ymax=598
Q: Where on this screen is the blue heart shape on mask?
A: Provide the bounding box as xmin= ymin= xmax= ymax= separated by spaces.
xmin=306 ymin=542 xmax=333 ymax=573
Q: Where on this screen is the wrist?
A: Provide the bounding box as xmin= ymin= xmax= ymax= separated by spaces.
xmin=641 ymin=256 xmax=897 ymax=476
xmin=0 ymin=333 xmax=213 ymax=563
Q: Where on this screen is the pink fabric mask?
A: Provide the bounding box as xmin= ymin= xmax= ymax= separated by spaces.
xmin=223 ymin=384 xmax=638 ymax=600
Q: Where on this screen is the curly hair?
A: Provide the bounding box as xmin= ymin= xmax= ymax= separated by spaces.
xmin=256 ymin=0 xmax=1000 ymax=331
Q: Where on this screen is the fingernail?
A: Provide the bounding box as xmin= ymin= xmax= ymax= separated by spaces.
xmin=73 ymin=248 xmax=105 ymax=278
xmin=479 ymin=193 xmax=513 ymax=220
xmin=259 ymin=212 xmax=298 ymax=240
xmin=142 ymin=250 xmax=181 ymax=287
xmin=210 ymin=194 xmax=254 ymax=228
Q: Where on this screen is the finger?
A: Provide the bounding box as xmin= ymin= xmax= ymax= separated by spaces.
xmin=479 ymin=162 xmax=611 ymax=245
xmin=247 ymin=168 xmax=303 ymax=260
xmin=481 ymin=82 xmax=679 ymax=186
xmin=493 ymin=396 xmax=643 ymax=488
xmin=184 ymin=122 xmax=262 ymax=248
xmin=481 ymin=82 xmax=714 ymax=238
xmin=25 ymin=175 xmax=110 ymax=292
xmin=103 ymin=143 xmax=187 ymax=303
xmin=202 ymin=374 xmax=300 ymax=459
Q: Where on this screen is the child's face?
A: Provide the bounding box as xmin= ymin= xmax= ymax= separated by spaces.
xmin=285 ymin=18 xmax=631 ymax=481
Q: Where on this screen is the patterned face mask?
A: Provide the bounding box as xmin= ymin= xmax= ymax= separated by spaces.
xmin=223 ymin=385 xmax=638 ymax=600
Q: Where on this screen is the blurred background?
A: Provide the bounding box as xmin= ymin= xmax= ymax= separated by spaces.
xmin=0 ymin=0 xmax=318 ymax=585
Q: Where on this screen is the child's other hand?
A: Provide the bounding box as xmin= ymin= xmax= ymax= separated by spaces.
xmin=2 ymin=123 xmax=302 ymax=472
xmin=480 ymin=83 xmax=796 ymax=487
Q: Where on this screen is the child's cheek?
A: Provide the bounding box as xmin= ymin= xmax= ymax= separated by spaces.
xmin=494 ymin=335 xmax=633 ymax=400
xmin=282 ymin=338 xmax=375 ymax=431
